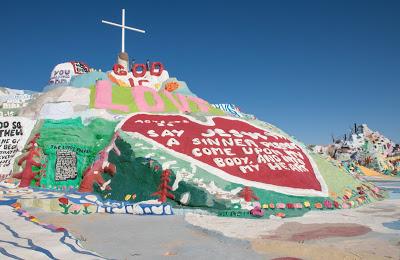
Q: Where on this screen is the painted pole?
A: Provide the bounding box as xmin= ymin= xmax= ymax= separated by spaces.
xmin=122 ymin=9 xmax=125 ymax=53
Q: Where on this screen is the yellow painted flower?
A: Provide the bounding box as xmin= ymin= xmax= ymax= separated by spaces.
xmin=262 ymin=204 xmax=269 ymax=209
xmin=124 ymin=194 xmax=132 ymax=201
xmin=30 ymin=218 xmax=39 ymax=223
xmin=304 ymin=201 xmax=311 ymax=208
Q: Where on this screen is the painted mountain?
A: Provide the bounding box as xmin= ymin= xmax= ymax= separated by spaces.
xmin=0 ymin=61 xmax=387 ymax=218
xmin=311 ymin=124 xmax=399 ymax=177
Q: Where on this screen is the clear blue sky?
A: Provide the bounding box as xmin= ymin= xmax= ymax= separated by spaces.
xmin=0 ymin=0 xmax=399 ymax=144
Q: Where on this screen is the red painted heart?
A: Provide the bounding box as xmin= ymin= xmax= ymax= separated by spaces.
xmin=119 ymin=113 xmax=327 ymax=196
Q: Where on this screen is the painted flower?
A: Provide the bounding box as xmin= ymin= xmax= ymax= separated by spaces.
xmin=314 ymin=203 xmax=323 ymax=209
xmin=164 ymin=82 xmax=180 ymax=92
xmin=294 ymin=203 xmax=303 ymax=209
xmin=262 ymin=204 xmax=269 ymax=209
xmin=269 ymin=203 xmax=275 ymax=209
xmin=286 ymin=203 xmax=294 ymax=209
xmin=124 ymin=194 xmax=132 ymax=201
xmin=275 ymin=212 xmax=285 ymax=218
xmin=334 ymin=201 xmax=340 ymax=208
xmin=303 ymin=201 xmax=311 ymax=208
xmin=82 ymin=203 xmax=92 ymax=215
xmin=323 ymin=200 xmax=333 ymax=209
xmin=82 ymin=203 xmax=92 ymax=208
xmin=58 ymin=197 xmax=69 ymax=205
xmin=276 ymin=203 xmax=285 ymax=209
xmin=70 ymin=204 xmax=81 ymax=212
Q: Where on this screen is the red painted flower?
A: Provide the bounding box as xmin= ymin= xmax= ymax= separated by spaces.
xmin=334 ymin=201 xmax=340 ymax=208
xmin=323 ymin=200 xmax=333 ymax=209
xmin=58 ymin=197 xmax=69 ymax=205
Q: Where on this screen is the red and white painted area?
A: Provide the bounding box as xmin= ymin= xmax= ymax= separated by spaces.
xmin=117 ymin=113 xmax=328 ymax=197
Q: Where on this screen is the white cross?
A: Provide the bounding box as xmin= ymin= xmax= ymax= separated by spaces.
xmin=102 ymin=9 xmax=146 ymax=53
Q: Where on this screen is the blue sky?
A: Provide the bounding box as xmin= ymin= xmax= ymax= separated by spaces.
xmin=0 ymin=0 xmax=398 ymax=144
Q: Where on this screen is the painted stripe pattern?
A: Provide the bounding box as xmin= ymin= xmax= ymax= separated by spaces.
xmin=212 ymin=104 xmax=244 ymax=118
xmin=0 ymin=205 xmax=104 ymax=259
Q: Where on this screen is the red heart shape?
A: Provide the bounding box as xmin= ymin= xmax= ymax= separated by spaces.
xmin=119 ymin=113 xmax=327 ymax=197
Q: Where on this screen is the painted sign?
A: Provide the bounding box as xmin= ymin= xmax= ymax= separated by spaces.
xmin=0 ymin=117 xmax=36 ymax=180
xmin=40 ymin=144 xmax=93 ymax=189
xmin=118 ymin=113 xmax=328 ymax=196
xmin=108 ymin=62 xmax=169 ymax=90
xmin=49 ymin=61 xmax=90 ymax=85
xmin=0 ymin=88 xmax=37 ymax=117
xmin=92 ymin=80 xmax=217 ymax=114
xmin=55 ymin=149 xmax=78 ymax=181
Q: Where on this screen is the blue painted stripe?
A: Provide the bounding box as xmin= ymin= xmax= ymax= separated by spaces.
xmin=5 ymin=204 xmax=105 ymax=258
xmin=0 ymin=221 xmax=57 ymax=259
xmin=0 ymin=240 xmax=56 ymax=259
xmin=212 ymin=104 xmax=242 ymax=117
xmin=11 ymin=210 xmax=104 ymax=259
xmin=0 ymin=246 xmax=24 ymax=260
xmin=58 ymin=231 xmax=105 ymax=259
xmin=0 ymin=199 xmax=17 ymax=205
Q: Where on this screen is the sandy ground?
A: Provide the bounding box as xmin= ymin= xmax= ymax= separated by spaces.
xmin=27 ymin=208 xmax=263 ymax=259
xmin=13 ymin=178 xmax=400 ymax=260
xmin=185 ymin=199 xmax=400 ymax=259
xmin=26 ymin=198 xmax=400 ymax=260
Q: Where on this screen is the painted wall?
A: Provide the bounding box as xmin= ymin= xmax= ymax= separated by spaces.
xmin=90 ymin=80 xmax=223 ymax=115
xmin=117 ymin=113 xmax=328 ymax=197
xmin=37 ymin=117 xmax=117 ymax=190
xmin=0 ymin=117 xmax=36 ymax=180
xmin=48 ymin=62 xmax=90 ymax=86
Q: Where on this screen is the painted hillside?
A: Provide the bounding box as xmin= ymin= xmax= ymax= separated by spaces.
xmin=0 ymin=60 xmax=387 ymax=219
xmin=311 ymin=124 xmax=400 ymax=178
